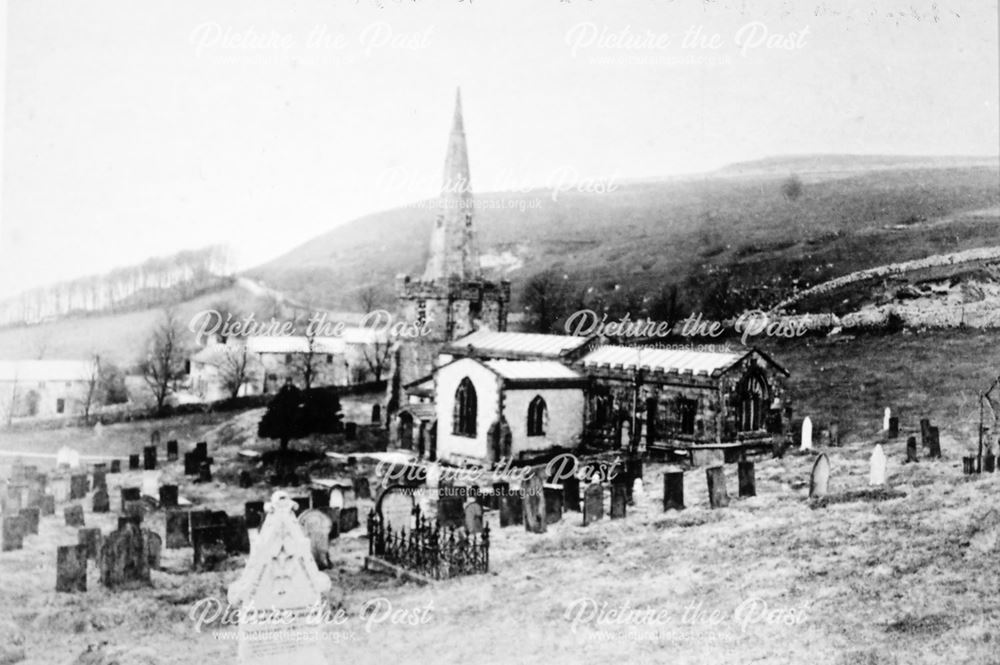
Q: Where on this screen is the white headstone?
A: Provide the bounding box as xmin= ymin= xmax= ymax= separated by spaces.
xmin=631 ymin=478 xmax=644 ymax=503
xmin=869 ymin=444 xmax=887 ymax=486
xmin=883 ymin=407 xmax=891 ymax=431
xmin=297 ymin=509 xmax=333 ymax=570
xmin=328 ymin=487 xmax=344 ymax=510
xmin=55 ymin=446 xmax=80 ymax=469
xmin=809 ymin=454 xmax=830 ymax=498
xmin=800 ymin=417 xmax=813 ymax=451
xmin=378 ymin=488 xmax=415 ymax=531
xmin=141 ymin=472 xmax=160 ymax=498
xmin=227 ymin=491 xmax=331 ymax=665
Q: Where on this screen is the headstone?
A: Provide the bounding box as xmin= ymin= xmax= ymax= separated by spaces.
xmin=118 ymin=513 xmax=143 ymax=531
xmin=56 ymin=544 xmax=88 ymax=592
xmin=18 ymin=507 xmax=39 ymax=535
xmin=338 ymin=507 xmax=359 ymax=533
xmin=41 ymin=494 xmax=55 ymax=516
xmin=663 ymin=470 xmax=685 ymax=511
xmin=245 ymin=501 xmax=266 ymax=530
xmin=920 ymin=418 xmax=931 ymax=447
xmin=199 ymin=461 xmax=213 ymax=483
xmin=800 ymin=417 xmax=813 ymax=451
xmin=375 ymin=487 xmax=415 ymax=531
xmin=543 ymin=483 xmax=563 ymax=524
xmin=888 ymin=417 xmax=899 ymax=439
xmin=122 ymin=501 xmax=145 ymax=521
xmin=110 ymin=459 xmax=121 ymax=473
xmin=582 ymin=483 xmax=604 ymax=526
xmin=227 ymin=491 xmax=332 ymax=665
xmin=150 ymin=430 xmax=161 ymax=446
xmin=736 ymin=461 xmax=756 ymax=498
xmin=69 ymin=474 xmax=89 ymax=500
xmin=883 ymin=407 xmax=891 ymax=431
xmin=184 ymin=453 xmax=200 ymax=476
xmin=89 ymin=488 xmax=109 ymax=513
xmin=225 ymin=516 xmax=251 ymax=554
xmin=92 ymin=468 xmax=107 ymax=491
xmin=809 ymin=454 xmax=831 ymax=498
xmin=705 ymin=466 xmax=729 ymax=509
xmin=145 ymin=530 xmax=162 ymax=569
xmin=521 ymin=473 xmax=546 ymax=534
xmin=64 ymin=504 xmax=85 ymax=527
xmin=499 ymin=491 xmax=523 ymax=528
xmin=78 ymin=527 xmax=103 ymax=560
xmin=352 ymin=476 xmax=371 ymax=500
xmin=464 ymin=502 xmax=484 ymax=534
xmin=192 ymin=525 xmax=229 ymax=571
xmin=985 ymin=451 xmax=996 ymax=473
xmin=2 ymin=517 xmax=24 ymax=551
xmin=166 ymin=440 xmax=179 ymax=461
xmin=906 ymin=436 xmax=919 ymax=463
xmin=310 ymin=488 xmax=329 ymax=509
xmin=99 ymin=524 xmax=151 ymax=588
xmin=292 ymin=497 xmax=310 ymax=514
xmin=870 ymin=444 xmax=887 ymax=486
xmin=56 ymin=446 xmax=81 ymax=469
xmin=371 ymin=403 xmax=381 ymax=424
xmin=344 ymin=422 xmax=357 ymax=441
xmin=328 ymin=488 xmax=345 ymax=510
xmin=195 ymin=442 xmax=208 ymax=459
xmin=239 ymin=470 xmax=254 ymax=488
xmin=490 ymin=481 xmax=509 ymax=510
xmin=927 ymin=427 xmax=941 ymax=459
xmin=121 ymin=487 xmax=140 ymax=504
xmin=610 ymin=484 xmax=627 ymax=519
xmin=128 ymin=454 xmax=140 ymax=471
xmin=3 ymin=488 xmax=22 ymax=515
xmin=159 ymin=485 xmax=179 ymax=508
xmin=298 ymin=509 xmax=333 ymax=570
xmin=166 ymin=510 xmax=191 ymax=549
xmin=963 ymin=456 xmax=976 ymax=475
xmin=562 ymin=475 xmax=580 ymax=512
xmin=829 ymin=421 xmax=840 ymax=446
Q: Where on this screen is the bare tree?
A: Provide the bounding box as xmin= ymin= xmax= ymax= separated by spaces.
xmin=356 ymin=283 xmax=385 ymax=313
xmin=219 ymin=343 xmax=257 ymax=399
xmin=287 ymin=331 xmax=321 ymax=391
xmin=361 ymin=337 xmax=393 ymax=382
xmin=140 ymin=309 xmax=187 ymax=413
xmin=82 ymin=354 xmax=102 ymax=426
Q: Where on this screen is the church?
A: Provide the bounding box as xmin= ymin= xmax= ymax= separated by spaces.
xmin=387 ymin=90 xmax=790 ymax=466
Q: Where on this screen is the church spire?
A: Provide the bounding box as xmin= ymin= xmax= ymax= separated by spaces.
xmin=423 ymin=87 xmax=480 ymax=282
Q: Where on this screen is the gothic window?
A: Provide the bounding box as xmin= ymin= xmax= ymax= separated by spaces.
xmin=453 ymin=377 xmax=477 ymax=437
xmin=737 ymin=369 xmax=771 ymax=432
xmin=527 ymin=395 xmax=547 ymax=437
xmin=677 ymin=397 xmax=697 ymax=435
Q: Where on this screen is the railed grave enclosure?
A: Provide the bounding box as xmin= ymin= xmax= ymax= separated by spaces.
xmin=367 ymin=510 xmax=489 ymax=580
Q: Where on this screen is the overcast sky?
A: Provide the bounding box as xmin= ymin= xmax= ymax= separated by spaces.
xmin=0 ymin=0 xmax=997 ymax=298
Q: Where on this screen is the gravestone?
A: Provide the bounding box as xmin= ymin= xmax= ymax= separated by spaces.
xmin=166 ymin=510 xmax=191 ymax=549
xmin=292 ymin=497 xmax=311 ymax=514
xmin=56 ymin=446 xmax=81 ymax=469
xmin=298 ymin=509 xmax=333 ymax=570
xmin=499 ymin=491 xmax=523 ymax=528
xmin=199 ymin=461 xmax=213 ymax=483
xmin=906 ymin=436 xmax=919 ymax=463
xmin=159 ymin=485 xmax=179 ymax=508
xmin=352 ymin=476 xmax=371 ymax=500
xmin=145 ymin=530 xmax=162 ymax=569
xmin=985 ymin=451 xmax=996 ymax=473
xmin=705 ymin=466 xmax=729 ymax=509
xmin=166 ymin=440 xmax=179 ymax=461
xmin=150 ymin=430 xmax=161 ymax=446
xmin=122 ymin=501 xmax=145 ymax=521
xmin=64 ymin=504 xmax=85 ymax=527
xmin=56 ymin=544 xmax=88 ymax=592
xmin=118 ymin=514 xmax=143 ymax=531
xmin=41 ymin=494 xmax=55 ymax=516
xmin=92 ymin=489 xmax=110 ymax=513
xmin=239 ymin=470 xmax=253 ymax=488
xmin=327 ymin=488 xmax=345 ymax=510
xmin=226 ymin=516 xmax=251 ymax=554
xmin=92 ymin=467 xmax=107 ymax=491
xmin=192 ymin=525 xmax=229 ymax=571
xmin=3 ymin=488 xmax=22 ymax=515
xmin=2 ymin=516 xmax=24 ymax=551
xmin=829 ymin=421 xmax=840 ymax=446
xmin=888 ymin=417 xmax=899 ymax=439
xmin=663 ymin=470 xmax=685 ymax=511
xmin=920 ymin=419 xmax=931 ymax=447
xmin=18 ymin=507 xmax=39 ymax=535
xmin=870 ymin=444 xmax=887 ymax=486
xmin=610 ymin=484 xmax=627 ymax=519
xmin=195 ymin=441 xmax=209 ymax=459
xmin=543 ymin=483 xmax=563 ymax=524
xmin=69 ymin=474 xmax=89 ymax=500
xmin=883 ymin=407 xmax=891 ymax=432
xmin=128 ymin=454 xmax=140 ymax=471
xmin=963 ymin=456 xmax=976 ymax=475
xmin=809 ymin=454 xmax=831 ymax=498
xmin=227 ymin=491 xmax=331 ymax=665
xmin=521 ymin=473 xmax=546 ymax=534
xmin=371 ymin=403 xmax=381 ymax=424
xmin=50 ymin=476 xmax=70 ymax=503
xmin=78 ymin=527 xmax=102 ymax=560
xmin=184 ymin=453 xmax=200 ymax=476
xmin=464 ymin=502 xmax=484 ymax=534
xmin=310 ymin=488 xmax=329 ymax=509
xmin=99 ymin=523 xmax=151 ymax=589
xmin=121 ymin=487 xmax=140 ymax=505
xmin=738 ymin=461 xmax=756 ymax=498
xmin=338 ymin=507 xmax=359 ymax=533
xmin=437 ymin=488 xmax=465 ymax=529
xmin=490 ymin=481 xmax=509 ymax=510
xmin=582 ymin=483 xmax=604 ymax=526
xmin=245 ymin=501 xmax=266 ymax=530
xmin=110 ymin=460 xmax=121 ymax=473
xmin=344 ymin=422 xmax=357 ymax=440
xmin=800 ymin=417 xmax=813 ymax=451
xmin=375 ymin=486 xmax=415 ymax=532
xmin=562 ymin=475 xmax=581 ymax=512
xmin=927 ymin=427 xmax=941 ymax=459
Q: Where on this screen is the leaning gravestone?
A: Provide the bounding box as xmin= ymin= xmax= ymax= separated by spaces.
xmin=99 ymin=524 xmax=151 ymax=589
xmin=522 ymin=472 xmax=546 ymax=534
xmin=800 ymin=417 xmax=813 ymax=451
xmin=582 ymin=483 xmax=603 ymax=526
xmin=375 ymin=486 xmax=415 ymax=532
xmin=809 ymin=454 xmax=831 ymax=499
xmin=78 ymin=527 xmax=103 ymax=560
xmin=705 ymin=466 xmax=729 ymax=509
xmin=870 ymin=444 xmax=887 ymax=486
xmin=298 ymin=509 xmax=333 ymax=570
xmin=2 ymin=517 xmax=24 ymax=551
xmin=464 ymin=502 xmax=484 ymax=534
xmin=64 ymin=505 xmax=85 ymax=527
xmin=227 ymin=491 xmax=332 ymax=665
xmin=92 ymin=489 xmax=110 ymax=513
xmin=610 ymin=484 xmax=627 ymax=519
xmin=166 ymin=510 xmax=191 ymax=549
xmin=56 ymin=544 xmax=88 ymax=592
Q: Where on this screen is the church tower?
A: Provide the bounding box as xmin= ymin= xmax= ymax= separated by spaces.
xmin=391 ymin=88 xmax=511 ymax=408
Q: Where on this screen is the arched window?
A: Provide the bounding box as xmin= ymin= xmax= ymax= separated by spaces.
xmin=527 ymin=395 xmax=547 ymax=436
xmin=453 ymin=378 xmax=477 ymax=437
xmin=737 ymin=369 xmax=771 ymax=432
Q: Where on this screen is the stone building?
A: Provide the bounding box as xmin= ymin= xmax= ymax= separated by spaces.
xmin=0 ymin=359 xmax=97 ymax=419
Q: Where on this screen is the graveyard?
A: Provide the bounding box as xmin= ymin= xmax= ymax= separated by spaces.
xmin=0 ymin=331 xmax=999 ymax=664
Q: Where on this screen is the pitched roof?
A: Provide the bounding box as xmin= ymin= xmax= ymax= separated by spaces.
xmin=579 ymin=345 xmax=788 ymax=377
xmin=483 ymin=360 xmax=583 ymax=381
xmin=246 ymin=336 xmax=346 ymax=355
xmin=0 ymin=360 xmax=95 ymax=382
xmin=443 ymin=331 xmax=592 ymax=360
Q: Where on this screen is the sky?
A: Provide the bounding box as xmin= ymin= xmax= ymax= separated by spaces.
xmin=0 ymin=0 xmax=997 ymax=298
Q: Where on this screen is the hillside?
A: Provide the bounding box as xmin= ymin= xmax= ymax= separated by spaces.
xmin=249 ymin=155 xmax=1000 ymax=313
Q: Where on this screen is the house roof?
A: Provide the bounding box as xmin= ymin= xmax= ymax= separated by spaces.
xmin=442 ymin=331 xmax=592 ymax=360
xmin=578 ymin=345 xmax=788 ymax=377
xmin=246 ymin=336 xmax=346 ymax=355
xmin=0 ymin=360 xmax=95 ymax=383
xmin=483 ymin=360 xmax=583 ymax=381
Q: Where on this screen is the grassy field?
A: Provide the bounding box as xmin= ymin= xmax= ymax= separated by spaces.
xmin=1 ymin=331 xmax=999 ymax=664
